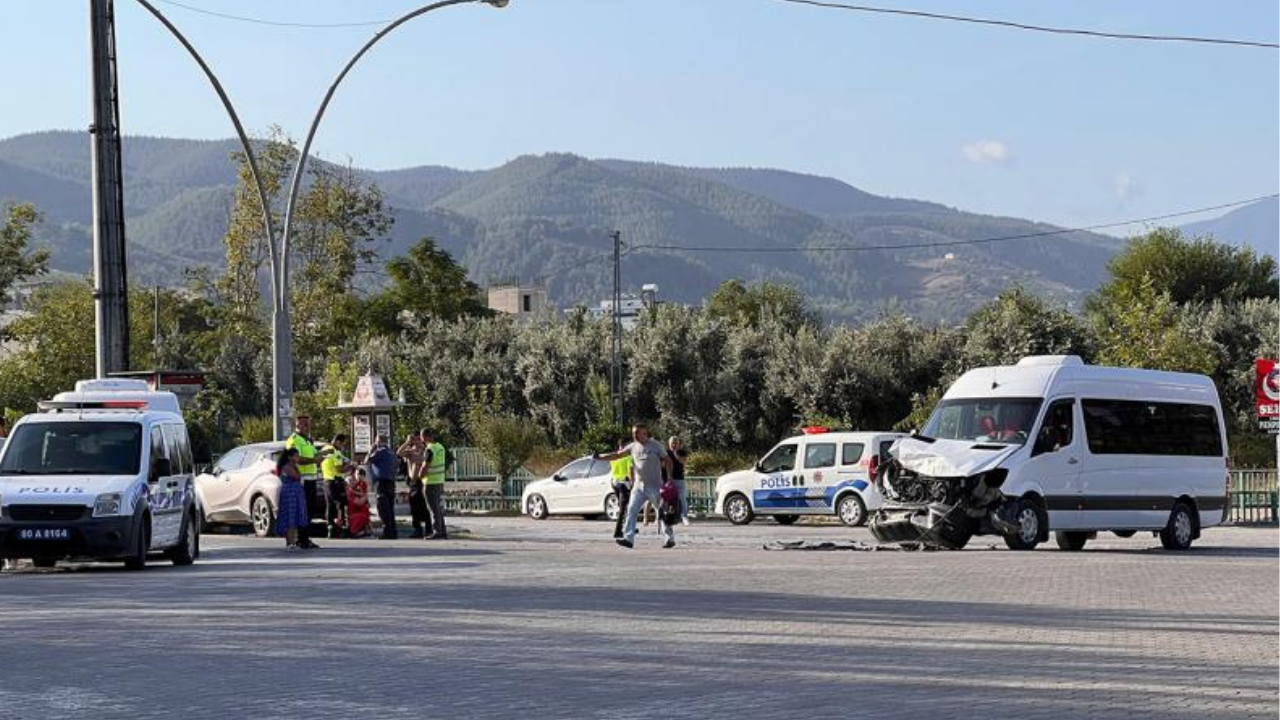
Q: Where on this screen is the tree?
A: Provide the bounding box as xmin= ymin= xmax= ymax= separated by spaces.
xmin=0 ymin=202 xmax=51 ymax=303
xmin=962 ymin=286 xmax=1093 ymax=367
xmin=364 ymin=237 xmax=491 ymax=335
xmin=706 ymin=279 xmax=819 ymax=330
xmin=465 ymin=385 xmax=542 ymax=485
xmin=1092 ymin=228 xmax=1278 ymax=309
xmin=1091 ymin=274 xmax=1217 ymax=375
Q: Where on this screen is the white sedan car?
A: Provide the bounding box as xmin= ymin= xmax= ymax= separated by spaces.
xmin=195 ymin=442 xmax=284 ymax=537
xmin=522 ymin=456 xmax=622 ymax=522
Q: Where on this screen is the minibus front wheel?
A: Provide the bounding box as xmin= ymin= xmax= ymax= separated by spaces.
xmin=1002 ymin=496 xmax=1046 ymax=551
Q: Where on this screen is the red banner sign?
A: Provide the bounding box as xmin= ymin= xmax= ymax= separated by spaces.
xmin=1257 ymin=360 xmax=1280 ymax=432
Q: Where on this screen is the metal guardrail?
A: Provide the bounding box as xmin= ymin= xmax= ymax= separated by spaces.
xmin=1228 ymin=468 xmax=1278 ymax=525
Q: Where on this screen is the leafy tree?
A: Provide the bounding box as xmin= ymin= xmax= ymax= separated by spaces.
xmin=465 ymin=385 xmax=542 ymax=484
xmin=706 ymin=279 xmax=819 ymax=330
xmin=364 ymin=237 xmax=491 ymax=335
xmin=0 ymin=202 xmax=50 ymax=303
xmin=962 ymin=286 xmax=1094 ymax=367
xmin=1091 ymin=274 xmax=1217 ymax=375
xmin=1092 ymin=228 xmax=1278 ymax=308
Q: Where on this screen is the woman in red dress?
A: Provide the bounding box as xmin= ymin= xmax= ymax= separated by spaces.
xmin=347 ymin=467 xmax=372 ymax=539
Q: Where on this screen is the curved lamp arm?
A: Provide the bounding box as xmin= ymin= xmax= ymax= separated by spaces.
xmin=132 ymin=0 xmax=282 ymax=312
xmin=277 ymin=0 xmax=508 ymax=306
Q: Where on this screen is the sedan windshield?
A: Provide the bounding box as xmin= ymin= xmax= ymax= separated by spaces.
xmin=923 ymin=398 xmax=1043 ymax=445
xmin=0 ymin=422 xmax=143 ymax=475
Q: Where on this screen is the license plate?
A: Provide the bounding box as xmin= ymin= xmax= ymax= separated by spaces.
xmin=17 ymin=528 xmax=70 ymax=541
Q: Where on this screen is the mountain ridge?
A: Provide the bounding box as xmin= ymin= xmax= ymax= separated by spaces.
xmin=0 ymin=130 xmax=1132 ymax=321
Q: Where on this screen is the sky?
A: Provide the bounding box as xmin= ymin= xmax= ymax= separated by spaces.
xmin=1 ymin=0 xmax=1277 ymax=231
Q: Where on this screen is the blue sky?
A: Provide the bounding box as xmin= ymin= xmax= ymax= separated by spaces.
xmin=2 ymin=0 xmax=1276 ymax=230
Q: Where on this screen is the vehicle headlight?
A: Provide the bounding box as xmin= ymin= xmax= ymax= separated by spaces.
xmin=93 ymin=492 xmax=123 ymax=517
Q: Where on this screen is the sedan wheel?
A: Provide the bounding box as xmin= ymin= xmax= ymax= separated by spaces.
xmin=605 ymin=493 xmax=622 ymax=522
xmin=724 ymin=494 xmax=754 ymax=526
xmin=252 ymin=496 xmax=276 ymax=538
xmin=527 ymin=494 xmax=549 ymax=520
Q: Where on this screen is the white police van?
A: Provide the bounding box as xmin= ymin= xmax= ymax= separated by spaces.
xmin=714 ymin=429 xmax=905 ymax=526
xmin=871 ymin=356 xmax=1230 ymax=551
xmin=0 ymin=379 xmax=200 ymax=569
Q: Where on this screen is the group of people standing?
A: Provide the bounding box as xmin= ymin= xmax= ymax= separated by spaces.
xmin=597 ymin=424 xmax=689 ymax=549
xmin=272 ymin=417 xmax=448 ymax=548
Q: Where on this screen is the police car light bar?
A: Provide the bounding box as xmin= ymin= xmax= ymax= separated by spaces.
xmin=801 ymin=426 xmax=830 ymax=435
xmin=37 ymin=400 xmax=149 ymax=411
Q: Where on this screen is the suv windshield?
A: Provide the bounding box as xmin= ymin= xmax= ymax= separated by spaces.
xmin=0 ymin=422 xmax=143 ymax=475
xmin=923 ymin=398 xmax=1043 ymax=445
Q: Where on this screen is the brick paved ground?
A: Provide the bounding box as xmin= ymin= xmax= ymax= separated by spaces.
xmin=0 ymin=518 xmax=1275 ymax=720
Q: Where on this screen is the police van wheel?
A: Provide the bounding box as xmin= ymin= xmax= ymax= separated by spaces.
xmin=724 ymin=494 xmax=754 ymax=526
xmin=31 ymin=558 xmax=57 ymax=569
xmin=124 ymin=518 xmax=150 ymax=571
xmin=1159 ymin=502 xmax=1196 ymax=551
xmin=773 ymin=514 xmax=799 ymax=525
xmin=527 ymin=494 xmax=549 ymax=520
xmin=837 ymin=494 xmax=868 ymax=527
xmin=251 ymin=495 xmax=276 ymax=538
xmin=168 ymin=513 xmax=199 ymax=566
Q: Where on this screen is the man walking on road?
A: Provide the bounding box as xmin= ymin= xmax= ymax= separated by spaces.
xmin=609 ymin=438 xmax=633 ymax=540
xmin=597 ymin=424 xmax=674 ymax=549
xmin=366 ymin=434 xmax=399 ymax=540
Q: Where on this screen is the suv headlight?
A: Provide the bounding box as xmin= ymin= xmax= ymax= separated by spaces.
xmin=93 ymin=492 xmax=123 ymax=517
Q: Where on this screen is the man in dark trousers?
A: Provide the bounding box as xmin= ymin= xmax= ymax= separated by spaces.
xmin=421 ymin=430 xmax=449 ymax=540
xmin=366 ymin=434 xmax=399 ymax=539
xmin=398 ymin=430 xmax=431 ymax=539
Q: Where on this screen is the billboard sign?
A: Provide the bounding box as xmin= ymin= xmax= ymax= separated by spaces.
xmin=1257 ymin=359 xmax=1279 ymax=433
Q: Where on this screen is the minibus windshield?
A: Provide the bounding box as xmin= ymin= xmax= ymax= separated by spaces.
xmin=922 ymin=398 xmax=1043 ymax=445
xmin=0 ymin=422 xmax=142 ymax=475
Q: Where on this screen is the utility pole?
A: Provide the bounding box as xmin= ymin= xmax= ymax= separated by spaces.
xmin=610 ymin=230 xmax=624 ymax=429
xmin=152 ymin=284 xmax=161 ymax=364
xmin=89 ymin=0 xmax=130 ymax=378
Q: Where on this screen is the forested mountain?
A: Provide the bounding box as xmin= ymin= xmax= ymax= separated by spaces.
xmin=1180 ymin=196 xmax=1278 ymax=260
xmin=0 ymin=130 xmax=1130 ymax=321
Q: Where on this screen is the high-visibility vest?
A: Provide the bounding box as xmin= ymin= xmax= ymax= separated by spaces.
xmin=286 ymin=433 xmax=318 ymax=476
xmin=610 ymin=456 xmax=632 ymax=483
xmin=426 ymin=442 xmax=447 ymax=485
xmin=321 ymin=449 xmax=347 ymax=481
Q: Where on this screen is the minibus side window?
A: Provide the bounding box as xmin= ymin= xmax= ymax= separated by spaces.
xmin=1032 ymin=400 xmax=1075 ymax=456
xmin=1082 ymin=400 xmax=1222 ymax=456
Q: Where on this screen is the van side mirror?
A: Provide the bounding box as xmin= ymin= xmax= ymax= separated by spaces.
xmin=553 ymin=474 xmax=566 ymax=482
xmin=754 ymin=462 xmax=764 ymax=473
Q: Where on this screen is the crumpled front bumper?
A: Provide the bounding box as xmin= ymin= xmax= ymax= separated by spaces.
xmin=869 ymin=503 xmax=975 ymax=550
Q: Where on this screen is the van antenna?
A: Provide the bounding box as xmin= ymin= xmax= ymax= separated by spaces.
xmin=992 ymin=366 xmax=1000 ymax=390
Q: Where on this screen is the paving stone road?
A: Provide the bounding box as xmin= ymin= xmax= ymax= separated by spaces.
xmin=0 ymin=518 xmax=1276 ymax=720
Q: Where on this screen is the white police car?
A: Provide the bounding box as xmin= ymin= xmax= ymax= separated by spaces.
xmin=0 ymin=380 xmax=199 ymax=570
xmin=713 ymin=429 xmax=904 ymax=526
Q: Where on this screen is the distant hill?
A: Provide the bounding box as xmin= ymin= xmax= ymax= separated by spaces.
xmin=0 ymin=130 xmax=1127 ymax=322
xmin=1180 ymin=196 xmax=1278 ymax=260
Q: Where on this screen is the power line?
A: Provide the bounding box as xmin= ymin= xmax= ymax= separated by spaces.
xmin=629 ymin=193 xmax=1280 ymax=255
xmin=770 ymin=0 xmax=1279 ymax=50
xmin=152 ymin=0 xmax=392 ymax=28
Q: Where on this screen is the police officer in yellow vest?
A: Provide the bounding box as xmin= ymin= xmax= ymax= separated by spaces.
xmin=421 ymin=430 xmax=449 ymax=540
xmin=286 ymin=416 xmax=324 ymax=547
xmin=321 ymin=433 xmax=355 ymax=539
xmin=609 ymin=439 xmax=633 ymax=540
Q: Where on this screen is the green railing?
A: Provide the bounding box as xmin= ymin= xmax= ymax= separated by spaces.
xmin=1228 ymin=468 xmax=1278 ymax=525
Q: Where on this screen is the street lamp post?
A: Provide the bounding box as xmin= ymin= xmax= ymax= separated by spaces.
xmin=131 ymin=0 xmax=509 ymax=439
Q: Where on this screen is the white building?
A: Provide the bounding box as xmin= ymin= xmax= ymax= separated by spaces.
xmin=589 ymin=284 xmax=660 ymax=331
